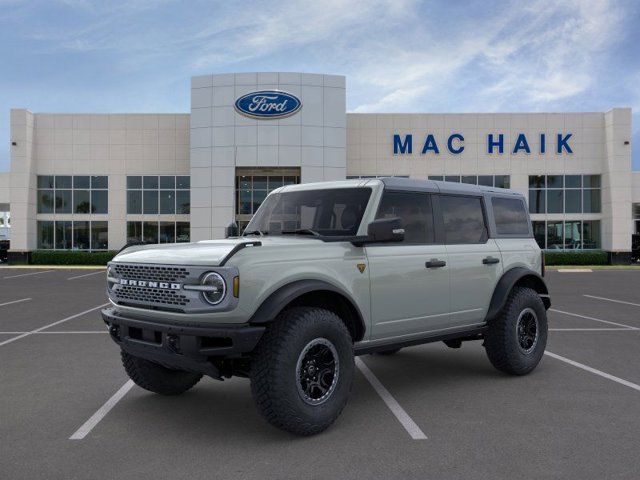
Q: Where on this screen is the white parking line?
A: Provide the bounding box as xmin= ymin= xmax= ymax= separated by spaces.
xmin=3 ymin=270 xmax=54 ymax=279
xmin=583 ymin=294 xmax=640 ymax=308
xmin=550 ymin=308 xmax=638 ymax=330
xmin=355 ymin=357 xmax=427 ymax=440
xmin=0 ymin=298 xmax=31 ymax=307
xmin=0 ymin=303 xmax=109 ymax=347
xmin=549 ymin=328 xmax=639 ymax=331
xmin=0 ymin=331 xmax=108 ymax=334
xmin=67 ymin=270 xmax=105 ymax=281
xmin=70 ymin=380 xmax=135 ymax=440
xmin=545 ymin=351 xmax=640 ymax=393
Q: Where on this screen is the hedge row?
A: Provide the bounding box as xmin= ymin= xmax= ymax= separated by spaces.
xmin=28 ymin=249 xmax=609 ymax=266
xmin=30 ymin=250 xmax=118 ymax=265
xmin=544 ymin=250 xmax=608 ymax=266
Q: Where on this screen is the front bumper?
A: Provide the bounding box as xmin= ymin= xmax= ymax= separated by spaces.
xmin=102 ymin=307 xmax=265 ymax=378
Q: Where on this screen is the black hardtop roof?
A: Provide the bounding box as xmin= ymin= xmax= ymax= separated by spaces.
xmin=378 ymin=177 xmax=522 ymax=197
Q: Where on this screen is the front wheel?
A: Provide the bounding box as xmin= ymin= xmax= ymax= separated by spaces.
xmin=484 ymin=287 xmax=548 ymax=375
xmin=250 ymin=307 xmax=354 ymax=436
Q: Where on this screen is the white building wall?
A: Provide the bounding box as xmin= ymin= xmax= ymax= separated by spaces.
xmin=190 ymin=72 xmax=346 ymax=240
xmin=9 ymin=111 xmax=190 ymax=251
xmin=347 ymin=109 xmax=632 ymax=253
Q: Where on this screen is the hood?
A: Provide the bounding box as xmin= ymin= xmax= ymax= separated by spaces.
xmin=112 ymin=236 xmax=323 ymax=266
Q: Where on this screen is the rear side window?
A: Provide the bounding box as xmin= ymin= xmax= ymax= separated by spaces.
xmin=492 ymin=197 xmax=530 ymax=236
xmin=440 ymin=195 xmax=487 ymax=244
xmin=376 ymin=191 xmax=435 ymax=244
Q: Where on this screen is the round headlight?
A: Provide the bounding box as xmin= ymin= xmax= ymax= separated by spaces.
xmin=107 ymin=265 xmax=115 ymax=291
xmin=201 ymin=272 xmax=226 ymax=305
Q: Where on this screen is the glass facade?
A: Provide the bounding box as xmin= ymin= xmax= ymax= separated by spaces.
xmin=37 ymin=220 xmax=108 ymax=250
xmin=427 ymin=175 xmax=510 ymax=188
xmin=531 ymin=220 xmax=601 ymax=250
xmin=37 ymin=175 xmax=108 ymax=214
xmin=126 ymin=175 xmax=190 ymax=214
xmin=529 ymin=175 xmax=601 ymax=214
xmin=235 ymin=167 xmax=301 ymax=233
xmin=126 ymin=221 xmax=190 ymax=244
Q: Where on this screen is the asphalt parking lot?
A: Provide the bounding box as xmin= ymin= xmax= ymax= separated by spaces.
xmin=1 ymin=268 xmax=639 ymax=479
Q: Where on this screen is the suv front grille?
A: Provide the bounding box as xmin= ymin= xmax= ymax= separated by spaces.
xmin=113 ymin=264 xmax=189 ymax=283
xmin=110 ymin=263 xmax=194 ymax=311
xmin=116 ymin=285 xmax=190 ymax=307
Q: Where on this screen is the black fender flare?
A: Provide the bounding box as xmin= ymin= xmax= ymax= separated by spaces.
xmin=248 ymin=279 xmax=367 ymax=341
xmin=485 ymin=267 xmax=551 ymax=322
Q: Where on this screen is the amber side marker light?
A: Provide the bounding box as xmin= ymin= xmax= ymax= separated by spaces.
xmin=233 ymin=276 xmax=240 ymax=297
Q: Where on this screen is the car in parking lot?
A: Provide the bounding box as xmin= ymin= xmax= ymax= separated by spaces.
xmin=0 ymin=240 xmax=9 ymax=263
xmin=102 ymin=178 xmax=550 ymax=435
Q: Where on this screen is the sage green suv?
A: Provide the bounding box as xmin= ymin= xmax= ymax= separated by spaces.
xmin=103 ymin=178 xmax=550 ymax=435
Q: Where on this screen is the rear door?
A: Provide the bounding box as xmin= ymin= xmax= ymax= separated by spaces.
xmin=366 ymin=190 xmax=451 ymax=341
xmin=440 ymin=194 xmax=502 ymax=327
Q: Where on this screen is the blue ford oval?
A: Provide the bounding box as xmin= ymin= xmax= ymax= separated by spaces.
xmin=234 ymin=90 xmax=302 ymax=119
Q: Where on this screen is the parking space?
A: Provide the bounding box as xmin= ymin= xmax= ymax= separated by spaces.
xmin=1 ymin=268 xmax=639 ymax=479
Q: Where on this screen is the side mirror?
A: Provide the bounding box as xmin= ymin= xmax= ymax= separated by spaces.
xmin=366 ymin=217 xmax=404 ymax=243
xmin=225 ymin=222 xmax=239 ymax=238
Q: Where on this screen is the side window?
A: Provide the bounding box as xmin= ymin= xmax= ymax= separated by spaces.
xmin=375 ymin=191 xmax=434 ymax=244
xmin=492 ymin=197 xmax=530 ymax=236
xmin=440 ymin=195 xmax=487 ymax=244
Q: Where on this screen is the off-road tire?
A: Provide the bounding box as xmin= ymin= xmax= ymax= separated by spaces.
xmin=250 ymin=307 xmax=354 ymax=436
xmin=375 ymin=347 xmax=402 ymax=356
xmin=484 ymin=287 xmax=547 ymax=375
xmin=121 ymin=351 xmax=202 ymax=395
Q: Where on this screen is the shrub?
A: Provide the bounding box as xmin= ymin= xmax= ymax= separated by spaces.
xmin=544 ymin=250 xmax=608 ymax=266
xmin=30 ymin=250 xmax=118 ymax=266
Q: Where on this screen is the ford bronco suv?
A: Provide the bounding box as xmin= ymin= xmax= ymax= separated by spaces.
xmin=103 ymin=178 xmax=550 ymax=435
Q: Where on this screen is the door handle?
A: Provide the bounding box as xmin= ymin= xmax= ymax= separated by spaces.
xmin=425 ymin=259 xmax=446 ymax=268
xmin=482 ymin=256 xmax=500 ymax=265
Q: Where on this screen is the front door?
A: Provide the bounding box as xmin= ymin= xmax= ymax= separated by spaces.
xmin=366 ymin=190 xmax=451 ymax=341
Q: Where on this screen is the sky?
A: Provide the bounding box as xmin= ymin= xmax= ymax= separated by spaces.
xmin=1 ymin=0 xmax=639 ymax=171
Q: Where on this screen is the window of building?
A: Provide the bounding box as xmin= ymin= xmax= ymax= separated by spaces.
xmin=530 ymin=220 xmax=601 ymax=250
xmin=491 ymin=197 xmax=530 ymax=236
xmin=528 ymin=175 xmax=600 ymax=214
xmin=37 ymin=175 xmax=108 ymax=215
xmin=440 ymin=195 xmax=487 ymax=244
xmin=126 ymin=176 xmax=190 ymax=215
xmin=126 ymin=221 xmax=190 ymax=244
xmin=428 ymin=175 xmax=510 ymax=188
xmin=37 ymin=221 xmax=109 ymax=250
xmin=235 ymin=167 xmax=300 ymax=233
xmin=375 ymin=192 xmax=434 ymax=244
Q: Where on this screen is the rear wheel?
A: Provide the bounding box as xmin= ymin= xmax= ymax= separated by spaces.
xmin=250 ymin=307 xmax=354 ymax=436
xmin=484 ymin=287 xmax=548 ymax=375
xmin=121 ymin=351 xmax=202 ymax=395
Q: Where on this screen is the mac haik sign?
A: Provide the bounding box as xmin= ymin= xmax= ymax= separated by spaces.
xmin=393 ymin=133 xmax=573 ymax=155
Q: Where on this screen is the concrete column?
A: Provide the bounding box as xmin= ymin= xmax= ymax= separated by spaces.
xmin=602 ymin=108 xmax=632 ymax=257
xmin=190 ymin=72 xmax=347 ymax=240
xmin=9 ymin=109 xmax=36 ymax=257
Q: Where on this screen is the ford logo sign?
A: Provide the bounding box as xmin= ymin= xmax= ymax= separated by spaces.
xmin=234 ymin=90 xmax=302 ymax=119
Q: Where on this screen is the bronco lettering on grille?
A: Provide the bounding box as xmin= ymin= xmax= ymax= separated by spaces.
xmin=119 ymin=279 xmax=181 ymax=290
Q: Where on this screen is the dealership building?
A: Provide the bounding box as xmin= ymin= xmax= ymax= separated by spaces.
xmin=0 ymin=72 xmax=637 ymax=263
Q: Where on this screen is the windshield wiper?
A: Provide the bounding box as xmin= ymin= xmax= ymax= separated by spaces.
xmin=243 ymin=230 xmax=267 ymax=236
xmin=281 ymin=228 xmax=320 ymax=237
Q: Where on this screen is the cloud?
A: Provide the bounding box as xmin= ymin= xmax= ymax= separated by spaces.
xmin=349 ymin=0 xmax=626 ymax=113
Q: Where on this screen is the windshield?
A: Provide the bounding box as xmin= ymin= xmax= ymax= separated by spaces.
xmin=244 ymin=188 xmax=372 ymax=237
